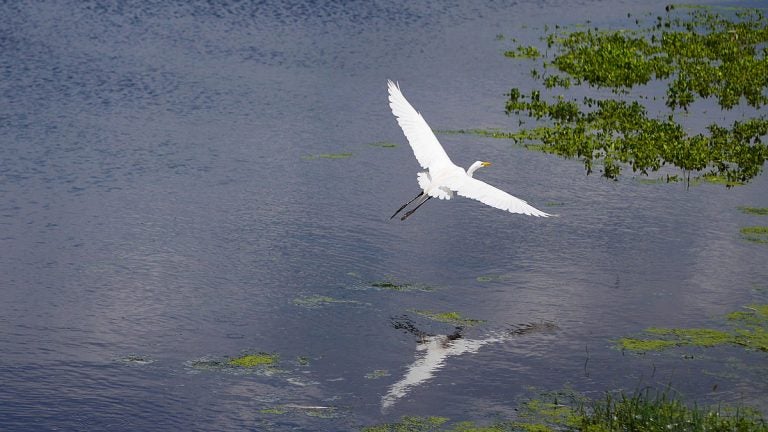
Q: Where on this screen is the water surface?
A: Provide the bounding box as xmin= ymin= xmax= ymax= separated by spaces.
xmin=1 ymin=1 xmax=767 ymax=430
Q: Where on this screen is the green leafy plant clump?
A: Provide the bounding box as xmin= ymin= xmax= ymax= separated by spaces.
xmin=228 ymin=352 xmax=279 ymax=368
xmin=503 ymin=6 xmax=768 ymax=183
xmin=619 ymin=304 xmax=768 ymax=352
xmin=411 ymin=309 xmax=486 ymax=327
xmin=740 ymin=226 xmax=768 ymax=243
xmin=738 ymin=207 xmax=768 ymax=216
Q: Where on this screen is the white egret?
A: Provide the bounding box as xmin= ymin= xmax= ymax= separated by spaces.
xmin=387 ymin=80 xmax=551 ymax=220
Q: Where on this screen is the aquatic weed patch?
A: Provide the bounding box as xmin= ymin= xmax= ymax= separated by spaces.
xmin=619 ymin=304 xmax=768 ymax=352
xmin=344 ymin=273 xmax=436 ymax=292
xmin=740 ymin=226 xmax=768 ymax=243
xmin=369 ymin=278 xmax=435 ymax=292
xmin=411 ymin=309 xmax=486 ymax=327
xmin=188 ymin=351 xmax=284 ymax=373
xmin=229 ymin=352 xmax=279 ymax=368
xmin=502 ymin=6 xmax=768 ymax=183
xmin=738 ymin=207 xmax=768 ymax=216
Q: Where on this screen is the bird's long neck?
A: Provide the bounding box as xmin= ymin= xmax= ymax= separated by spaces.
xmin=466 ymin=161 xmax=485 ymax=178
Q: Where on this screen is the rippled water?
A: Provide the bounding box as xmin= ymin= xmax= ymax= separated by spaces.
xmin=2 ymin=1 xmax=767 ymax=430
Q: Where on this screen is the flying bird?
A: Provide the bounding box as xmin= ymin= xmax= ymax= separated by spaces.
xmin=387 ymin=80 xmax=551 ymax=221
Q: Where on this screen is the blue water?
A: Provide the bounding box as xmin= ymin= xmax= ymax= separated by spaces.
xmin=2 ymin=1 xmax=767 ymax=430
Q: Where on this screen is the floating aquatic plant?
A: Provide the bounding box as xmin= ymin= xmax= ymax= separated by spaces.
xmin=228 ymin=352 xmax=279 ymax=368
xmin=619 ymin=304 xmax=768 ymax=352
xmin=738 ymin=206 xmax=768 ymax=216
xmin=259 ymin=407 xmax=287 ymax=415
xmin=502 ymin=6 xmax=768 ymax=183
xmin=740 ymin=226 xmax=768 ymax=243
xmin=369 ymin=277 xmax=435 ymax=292
xmin=411 ymin=309 xmax=486 ymax=327
xmin=361 ymin=416 xmax=449 ymax=432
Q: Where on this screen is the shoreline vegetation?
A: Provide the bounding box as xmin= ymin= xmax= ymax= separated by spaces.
xmin=363 ymin=388 xmax=768 ymax=431
xmin=493 ymin=5 xmax=768 ymax=184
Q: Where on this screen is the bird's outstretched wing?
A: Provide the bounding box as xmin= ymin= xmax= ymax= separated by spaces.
xmin=446 ymin=176 xmax=551 ymax=217
xmin=388 ymin=80 xmax=454 ymax=172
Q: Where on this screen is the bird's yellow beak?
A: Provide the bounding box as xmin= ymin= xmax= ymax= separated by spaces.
xmin=481 ymin=161 xmax=492 ymax=167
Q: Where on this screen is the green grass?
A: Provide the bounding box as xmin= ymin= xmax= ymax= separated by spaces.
xmin=574 ymin=389 xmax=768 ymax=432
xmin=360 ymin=389 xmax=768 ymax=431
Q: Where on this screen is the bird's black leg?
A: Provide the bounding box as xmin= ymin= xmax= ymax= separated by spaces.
xmin=400 ymin=196 xmax=432 ymax=221
xmin=390 ymin=191 xmax=424 ymax=220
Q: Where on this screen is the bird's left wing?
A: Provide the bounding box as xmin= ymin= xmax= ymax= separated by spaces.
xmin=387 ymin=80 xmax=454 ymax=172
xmin=446 ymin=176 xmax=551 ymax=217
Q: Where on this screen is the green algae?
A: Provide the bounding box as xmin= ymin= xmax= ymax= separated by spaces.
xmin=616 ymin=337 xmax=679 ymax=352
xmin=740 ymin=226 xmax=768 ymax=243
xmin=738 ymin=206 xmax=768 ymax=216
xmin=501 ymin=6 xmax=768 ymax=183
xmin=618 ymin=304 xmax=768 ymax=353
xmin=259 ymin=407 xmax=287 ymax=415
xmin=646 ymin=327 xmax=734 ymax=346
xmin=228 ymin=352 xmax=279 ymax=368
xmin=411 ymin=309 xmax=486 ymax=327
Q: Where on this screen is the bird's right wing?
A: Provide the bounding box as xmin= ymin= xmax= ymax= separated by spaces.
xmin=388 ymin=80 xmax=454 ymax=172
xmin=447 ymin=175 xmax=551 ymax=217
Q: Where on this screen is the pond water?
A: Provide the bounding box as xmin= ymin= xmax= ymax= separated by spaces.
xmin=1 ymin=1 xmax=767 ymax=430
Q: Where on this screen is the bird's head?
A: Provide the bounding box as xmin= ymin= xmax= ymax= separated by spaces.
xmin=467 ymin=160 xmax=491 ymax=177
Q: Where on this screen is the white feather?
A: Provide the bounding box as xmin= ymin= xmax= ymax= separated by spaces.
xmin=388 ymin=80 xmax=551 ymax=218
